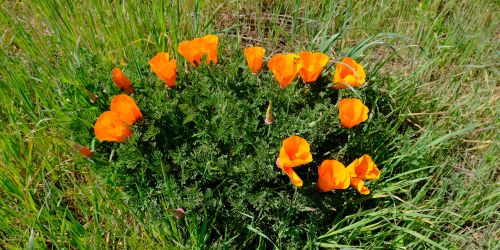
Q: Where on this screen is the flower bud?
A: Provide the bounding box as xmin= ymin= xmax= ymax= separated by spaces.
xmin=167 ymin=208 xmax=185 ymax=219
xmin=265 ymin=100 xmax=273 ymax=125
xmin=83 ymin=89 xmax=99 ymax=103
xmin=69 ymin=140 xmax=94 ymax=158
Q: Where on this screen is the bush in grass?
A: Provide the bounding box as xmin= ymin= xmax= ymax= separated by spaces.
xmin=71 ymin=37 xmax=416 ymax=247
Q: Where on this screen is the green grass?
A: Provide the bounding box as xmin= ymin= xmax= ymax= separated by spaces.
xmin=0 ymin=0 xmax=498 ymax=249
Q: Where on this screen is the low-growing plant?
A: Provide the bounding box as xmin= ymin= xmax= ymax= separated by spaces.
xmin=70 ymin=34 xmax=420 ymax=247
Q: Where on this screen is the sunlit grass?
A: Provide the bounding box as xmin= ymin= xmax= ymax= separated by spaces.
xmin=0 ymin=1 xmax=497 ymax=249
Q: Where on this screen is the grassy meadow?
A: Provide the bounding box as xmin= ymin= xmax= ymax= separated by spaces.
xmin=0 ymin=0 xmax=498 ymax=249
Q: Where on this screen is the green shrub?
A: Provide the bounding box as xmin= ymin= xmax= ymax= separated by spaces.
xmin=71 ymin=38 xmax=416 ymax=247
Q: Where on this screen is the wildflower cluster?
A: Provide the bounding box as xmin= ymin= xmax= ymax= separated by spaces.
xmin=276 ymin=135 xmax=380 ymax=194
xmin=84 ymin=34 xmax=384 ymax=225
xmin=94 ymin=93 xmax=142 ymax=142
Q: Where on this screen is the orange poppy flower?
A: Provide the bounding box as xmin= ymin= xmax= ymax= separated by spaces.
xmin=278 ymin=135 xmax=313 ymax=169
xmin=317 ymin=160 xmax=350 ymax=192
xmin=298 ymin=51 xmax=329 ymax=83
xmin=277 ymin=135 xmax=313 ymax=187
xmin=111 ymin=67 xmax=134 ymax=94
xmin=338 ymin=98 xmax=369 ymax=128
xmin=350 ymin=178 xmax=370 ymax=195
xmin=333 ymin=57 xmax=366 ymax=88
xmin=94 ymin=111 xmax=133 ymax=142
xmin=178 ymin=35 xmax=218 ymax=66
xmin=346 ymin=154 xmax=380 ymax=180
xmin=178 ymin=40 xmax=203 ymax=66
xmin=110 ymin=94 xmax=142 ymax=125
xmin=149 ymin=52 xmax=177 ymax=88
xmin=267 ymin=53 xmax=303 ymax=88
xmin=346 ymin=154 xmax=380 ymax=195
xmin=244 ymin=46 xmax=266 ymax=74
xmin=199 ymin=34 xmax=218 ymax=65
